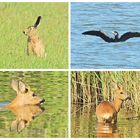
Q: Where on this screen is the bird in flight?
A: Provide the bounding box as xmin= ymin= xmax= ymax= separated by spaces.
xmin=82 ymin=30 xmax=140 ymax=43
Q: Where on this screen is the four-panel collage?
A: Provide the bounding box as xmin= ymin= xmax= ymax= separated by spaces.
xmin=0 ymin=0 xmax=139 ymax=139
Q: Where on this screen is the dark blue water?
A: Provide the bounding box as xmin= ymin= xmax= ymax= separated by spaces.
xmin=71 ymin=3 xmax=140 ymax=69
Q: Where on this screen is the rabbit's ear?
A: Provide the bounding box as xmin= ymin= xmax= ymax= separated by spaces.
xmin=34 ymin=16 xmax=42 ymax=28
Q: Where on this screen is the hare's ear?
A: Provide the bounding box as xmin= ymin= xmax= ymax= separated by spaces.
xmin=34 ymin=16 xmax=42 ymax=28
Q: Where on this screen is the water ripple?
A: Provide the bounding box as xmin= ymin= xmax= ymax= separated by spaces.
xmin=71 ymin=3 xmax=140 ymax=69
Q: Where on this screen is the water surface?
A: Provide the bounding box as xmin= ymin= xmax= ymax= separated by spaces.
xmin=71 ymin=104 xmax=140 ymax=138
xmin=0 ymin=71 xmax=68 ymax=137
xmin=71 ymin=3 xmax=140 ymax=69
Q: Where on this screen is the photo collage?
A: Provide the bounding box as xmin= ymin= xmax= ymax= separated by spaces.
xmin=0 ymin=0 xmax=139 ymax=138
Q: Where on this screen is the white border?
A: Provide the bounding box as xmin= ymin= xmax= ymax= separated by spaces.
xmin=0 ymin=69 xmax=69 ymax=71
xmin=0 ymin=69 xmax=139 ymax=72
xmin=68 ymin=67 xmax=71 ymax=138
xmin=1 ymin=0 xmax=140 ymax=2
xmin=71 ymin=0 xmax=140 ymax=2
xmin=0 ymin=0 xmax=69 ymax=2
xmin=0 ymin=1 xmax=140 ymax=139
xmin=70 ymin=69 xmax=140 ymax=71
xmin=68 ymin=1 xmax=71 ymax=138
xmin=0 ymin=138 xmax=140 ymax=139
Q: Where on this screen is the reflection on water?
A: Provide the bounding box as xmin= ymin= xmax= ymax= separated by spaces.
xmin=71 ymin=3 xmax=140 ymax=69
xmin=10 ymin=105 xmax=44 ymax=132
xmin=71 ymin=104 xmax=140 ymax=138
xmin=96 ymin=123 xmax=119 ymax=138
xmin=71 ymin=104 xmax=96 ymax=137
xmin=0 ymin=71 xmax=68 ymax=137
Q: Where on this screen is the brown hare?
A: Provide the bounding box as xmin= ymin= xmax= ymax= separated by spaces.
xmin=23 ymin=16 xmax=46 ymax=57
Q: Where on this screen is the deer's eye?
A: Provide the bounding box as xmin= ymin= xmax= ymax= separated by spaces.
xmin=25 ymin=88 xmax=28 ymax=93
xmin=32 ymin=93 xmax=37 ymax=97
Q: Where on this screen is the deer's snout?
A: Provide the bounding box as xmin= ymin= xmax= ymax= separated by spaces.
xmin=126 ymin=96 xmax=131 ymax=100
xmin=40 ymin=99 xmax=45 ymax=104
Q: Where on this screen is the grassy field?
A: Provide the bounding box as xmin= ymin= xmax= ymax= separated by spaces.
xmin=0 ymin=3 xmax=68 ymax=69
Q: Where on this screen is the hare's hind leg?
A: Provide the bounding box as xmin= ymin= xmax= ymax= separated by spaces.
xmin=34 ymin=45 xmax=45 ymax=57
xmin=27 ymin=45 xmax=32 ymax=56
xmin=40 ymin=48 xmax=45 ymax=57
xmin=27 ymin=47 xmax=29 ymax=56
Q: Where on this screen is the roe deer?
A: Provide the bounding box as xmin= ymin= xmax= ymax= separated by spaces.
xmin=23 ymin=16 xmax=46 ymax=57
xmin=3 ymin=79 xmax=45 ymax=132
xmin=96 ymin=83 xmax=130 ymax=124
xmin=4 ymin=79 xmax=45 ymax=108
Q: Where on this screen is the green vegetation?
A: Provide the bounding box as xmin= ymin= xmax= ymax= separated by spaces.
xmin=71 ymin=71 xmax=140 ymax=117
xmin=0 ymin=3 xmax=68 ymax=69
xmin=0 ymin=71 xmax=68 ymax=137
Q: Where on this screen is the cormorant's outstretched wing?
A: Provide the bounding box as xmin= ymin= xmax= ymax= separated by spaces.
xmin=82 ymin=30 xmax=114 ymax=43
xmin=120 ymin=32 xmax=140 ymax=42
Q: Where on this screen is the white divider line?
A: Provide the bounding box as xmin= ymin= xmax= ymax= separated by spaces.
xmin=0 ymin=0 xmax=69 ymax=2
xmin=68 ymin=1 xmax=71 ymax=138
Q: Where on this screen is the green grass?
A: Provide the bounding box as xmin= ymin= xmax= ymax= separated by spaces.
xmin=0 ymin=3 xmax=68 ymax=69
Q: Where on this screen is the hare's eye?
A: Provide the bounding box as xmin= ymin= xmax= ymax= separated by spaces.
xmin=120 ymin=92 xmax=123 ymax=94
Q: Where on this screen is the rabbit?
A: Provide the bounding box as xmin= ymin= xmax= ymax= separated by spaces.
xmin=23 ymin=16 xmax=46 ymax=57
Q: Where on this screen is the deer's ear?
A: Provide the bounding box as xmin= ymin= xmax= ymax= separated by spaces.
xmin=112 ymin=82 xmax=123 ymax=90
xmin=117 ymin=83 xmax=123 ymax=90
xmin=112 ymin=82 xmax=118 ymax=89
xmin=11 ymin=80 xmax=19 ymax=92
xmin=17 ymin=120 xmax=26 ymax=132
xmin=18 ymin=81 xmax=26 ymax=93
xmin=11 ymin=80 xmax=27 ymax=94
xmin=10 ymin=120 xmax=18 ymax=132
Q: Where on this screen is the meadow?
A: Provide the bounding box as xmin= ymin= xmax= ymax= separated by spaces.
xmin=0 ymin=3 xmax=68 ymax=69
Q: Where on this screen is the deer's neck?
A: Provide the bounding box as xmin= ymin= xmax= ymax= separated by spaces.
xmin=4 ymin=103 xmax=14 ymax=109
xmin=112 ymin=98 xmax=123 ymax=113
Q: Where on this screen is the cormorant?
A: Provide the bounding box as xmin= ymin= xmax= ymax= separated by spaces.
xmin=82 ymin=30 xmax=140 ymax=43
